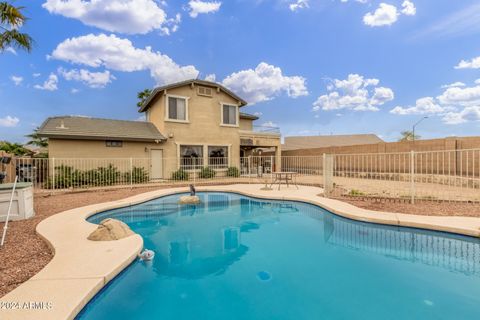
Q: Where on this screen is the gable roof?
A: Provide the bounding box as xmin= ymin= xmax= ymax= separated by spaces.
xmin=37 ymin=116 xmax=167 ymax=142
xmin=138 ymin=79 xmax=248 ymax=112
xmin=283 ymin=134 xmax=384 ymax=151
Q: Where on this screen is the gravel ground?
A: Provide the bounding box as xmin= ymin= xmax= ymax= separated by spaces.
xmin=1 ymin=186 xmax=480 ymax=298
xmin=0 ymin=186 xmax=159 ymax=298
xmin=335 ymin=196 xmax=480 ymax=217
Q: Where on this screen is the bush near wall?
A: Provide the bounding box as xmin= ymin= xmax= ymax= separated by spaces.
xmin=226 ymin=167 xmax=240 ymax=177
xmin=199 ymin=166 xmax=216 ymax=179
xmin=171 ymin=169 xmax=189 ymax=181
xmin=45 ymin=164 xmax=149 ymax=189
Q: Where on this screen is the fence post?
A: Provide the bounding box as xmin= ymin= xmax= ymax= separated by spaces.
xmin=270 ymin=155 xmax=274 ymax=184
xmin=52 ymin=157 xmax=55 ymax=191
xmin=248 ymin=156 xmax=251 ymax=184
xmin=410 ymin=150 xmax=415 ymax=204
xmin=130 ymin=157 xmax=133 ymax=189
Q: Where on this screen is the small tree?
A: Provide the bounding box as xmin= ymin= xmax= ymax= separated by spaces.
xmin=26 ymin=127 xmax=48 ymax=148
xmin=398 ymin=130 xmax=420 ymax=142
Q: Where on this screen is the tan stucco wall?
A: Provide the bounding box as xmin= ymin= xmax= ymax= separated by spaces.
xmin=47 ymin=83 xmax=281 ymax=179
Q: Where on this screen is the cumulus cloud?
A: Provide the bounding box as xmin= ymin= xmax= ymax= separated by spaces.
xmin=10 ymin=75 xmax=23 ymax=86
xmin=42 ymin=0 xmax=179 ymax=35
xmin=50 ymin=33 xmax=199 ymax=85
xmin=390 ymin=97 xmax=444 ymax=115
xmin=58 ymin=67 xmax=115 ymax=88
xmin=187 ymin=0 xmax=221 ymax=18
xmin=5 ymin=47 xmax=17 ymax=55
xmin=312 ymin=74 xmax=394 ymax=112
xmin=437 ymin=84 xmax=480 ymax=107
xmin=204 ymin=73 xmax=216 ymax=82
xmin=443 ymin=106 xmax=480 ymax=124
xmin=289 ymin=0 xmax=309 ymax=12
xmin=363 ymin=1 xmax=416 ymax=27
xmin=441 ymin=81 xmax=466 ymax=89
xmin=455 ymin=56 xmax=480 ymax=69
xmin=401 ymin=0 xmax=416 ymax=16
xmin=34 ymin=73 xmax=58 ymax=91
xmin=390 ymin=80 xmax=480 ymax=125
xmin=262 ymin=121 xmax=278 ymax=127
xmin=33 ymin=73 xmax=41 ymax=78
xmin=363 ymin=3 xmax=399 ymax=27
xmin=0 ymin=116 xmax=20 ymax=127
xmin=222 ymin=62 xmax=308 ymax=104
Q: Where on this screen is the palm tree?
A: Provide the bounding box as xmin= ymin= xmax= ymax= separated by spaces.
xmin=0 ymin=2 xmax=33 ymax=53
xmin=26 ymin=127 xmax=48 ymax=148
xmin=137 ymin=89 xmax=152 ymax=108
xmin=398 ymin=130 xmax=420 ymax=142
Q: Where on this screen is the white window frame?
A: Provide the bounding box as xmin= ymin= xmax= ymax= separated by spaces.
xmin=165 ymin=94 xmax=190 ymax=123
xmin=178 ymin=143 xmax=204 ymax=171
xmin=220 ymin=102 xmax=239 ymax=127
xmin=207 ymin=144 xmax=231 ymax=168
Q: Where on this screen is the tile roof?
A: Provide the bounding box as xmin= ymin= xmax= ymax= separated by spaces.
xmin=37 ymin=116 xmax=166 ymax=142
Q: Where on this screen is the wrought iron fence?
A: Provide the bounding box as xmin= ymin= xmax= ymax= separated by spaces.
xmin=2 ymin=149 xmax=479 ymax=202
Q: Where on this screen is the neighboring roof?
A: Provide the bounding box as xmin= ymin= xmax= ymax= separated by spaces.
xmin=37 ymin=116 xmax=167 ymax=142
xmin=283 ymin=134 xmax=384 ymax=151
xmin=239 ymin=112 xmax=259 ymax=120
xmin=139 ymin=79 xmax=248 ymax=112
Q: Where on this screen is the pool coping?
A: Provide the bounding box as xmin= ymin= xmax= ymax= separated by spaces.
xmin=1 ymin=184 xmax=479 ymax=319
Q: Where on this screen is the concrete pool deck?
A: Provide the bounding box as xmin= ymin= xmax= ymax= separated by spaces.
xmin=1 ymin=184 xmax=480 ymax=319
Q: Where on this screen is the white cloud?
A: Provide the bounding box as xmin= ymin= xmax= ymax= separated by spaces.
xmin=441 ymin=81 xmax=465 ymax=89
xmin=0 ymin=115 xmax=20 ymax=127
xmin=363 ymin=3 xmax=398 ymax=27
xmin=5 ymin=47 xmax=17 ymax=55
xmin=437 ymin=84 xmax=480 ymax=107
xmin=390 ymin=97 xmax=444 ymax=115
xmin=455 ymin=56 xmax=480 ymax=69
xmin=34 ymin=73 xmax=59 ymax=91
xmin=58 ymin=67 xmax=115 ymax=88
xmin=289 ymin=0 xmax=309 ymax=12
xmin=188 ymin=1 xmax=221 ymax=18
xmin=443 ymin=106 xmax=480 ymax=124
xmin=205 ymin=73 xmax=216 ymax=82
xmin=33 ymin=73 xmax=41 ymax=78
xmin=254 ymin=111 xmax=263 ymax=116
xmin=42 ymin=0 xmax=178 ymax=35
xmin=222 ymin=62 xmax=308 ymax=104
xmin=50 ymin=33 xmax=199 ymax=85
xmin=10 ymin=75 xmax=23 ymax=86
xmin=313 ymin=74 xmax=394 ymax=112
xmin=71 ymin=88 xmax=80 ymax=94
xmin=401 ymin=1 xmax=416 ymax=16
xmin=262 ymin=121 xmax=278 ymax=127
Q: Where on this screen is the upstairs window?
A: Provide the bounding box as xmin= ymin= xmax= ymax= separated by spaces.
xmin=106 ymin=140 xmax=122 ymax=147
xmin=222 ymin=104 xmax=238 ymax=126
xmin=167 ymin=96 xmax=187 ymax=121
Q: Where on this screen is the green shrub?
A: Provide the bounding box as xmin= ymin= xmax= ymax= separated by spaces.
xmin=124 ymin=166 xmax=149 ymax=184
xmin=172 ymin=168 xmax=189 ymax=181
xmin=199 ymin=166 xmax=216 ymax=179
xmin=226 ymin=166 xmax=240 ymax=177
xmin=349 ymin=189 xmax=365 ymax=196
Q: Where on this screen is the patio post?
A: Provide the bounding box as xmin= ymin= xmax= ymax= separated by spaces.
xmin=248 ymin=156 xmax=251 ymax=184
xmin=52 ymin=157 xmax=55 ymax=191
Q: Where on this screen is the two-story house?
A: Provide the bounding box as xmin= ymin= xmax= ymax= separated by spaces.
xmin=37 ymin=79 xmax=281 ymax=179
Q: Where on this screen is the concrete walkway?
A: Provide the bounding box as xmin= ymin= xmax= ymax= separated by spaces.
xmin=1 ymin=184 xmax=479 ymax=320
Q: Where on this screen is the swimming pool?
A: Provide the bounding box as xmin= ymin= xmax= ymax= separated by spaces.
xmin=77 ymin=192 xmax=480 ymax=319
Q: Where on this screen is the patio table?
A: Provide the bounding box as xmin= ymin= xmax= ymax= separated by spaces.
xmin=269 ymin=172 xmax=298 ymax=190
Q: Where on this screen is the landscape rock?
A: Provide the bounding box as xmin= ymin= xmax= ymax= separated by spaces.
xmin=179 ymin=195 xmax=201 ymax=204
xmin=87 ymin=218 xmax=134 ymax=241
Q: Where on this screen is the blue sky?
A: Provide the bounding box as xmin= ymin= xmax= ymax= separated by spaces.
xmin=2 ymin=0 xmax=480 ymax=143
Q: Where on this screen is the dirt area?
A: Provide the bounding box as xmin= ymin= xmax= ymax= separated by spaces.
xmin=0 ymin=186 xmax=160 ymax=298
xmin=1 ymin=186 xmax=480 ymax=298
xmin=335 ymin=196 xmax=480 ymax=217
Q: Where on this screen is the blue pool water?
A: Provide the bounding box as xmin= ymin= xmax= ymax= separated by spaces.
xmin=77 ymin=192 xmax=480 ymax=319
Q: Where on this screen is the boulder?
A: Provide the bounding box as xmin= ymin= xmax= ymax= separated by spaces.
xmin=88 ymin=218 xmax=134 ymax=241
xmin=179 ymin=195 xmax=201 ymax=204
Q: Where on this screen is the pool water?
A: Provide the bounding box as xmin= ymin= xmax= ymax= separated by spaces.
xmin=77 ymin=192 xmax=480 ymax=319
